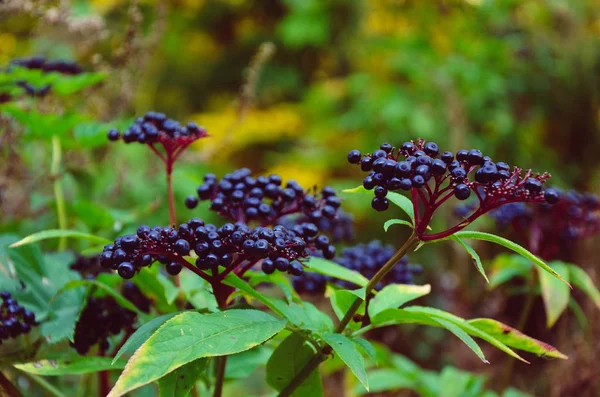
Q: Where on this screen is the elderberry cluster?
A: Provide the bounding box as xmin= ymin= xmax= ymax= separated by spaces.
xmin=10 ymin=57 xmax=84 ymax=75
xmin=107 ymin=111 xmax=207 ymax=147
xmin=185 ymin=168 xmax=342 ymax=226
xmin=71 ymin=297 xmax=137 ymax=355
xmin=293 ymin=241 xmax=421 ymax=294
xmin=100 ymin=218 xmax=335 ymax=279
xmin=348 ymin=140 xmax=558 ymax=212
xmin=0 ymin=292 xmax=36 ymax=343
xmin=70 ymin=255 xmax=110 ymax=278
xmin=279 ymin=210 xmax=355 ymax=243
xmin=122 ymin=282 xmax=152 ymax=313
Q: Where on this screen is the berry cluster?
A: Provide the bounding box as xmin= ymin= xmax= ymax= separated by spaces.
xmin=70 ymin=255 xmax=110 ymax=278
xmin=107 ymin=111 xmax=207 ymax=156
xmin=348 ymin=140 xmax=557 ymax=212
xmin=100 ymin=218 xmax=336 ymax=279
xmin=71 ymin=297 xmax=137 ymax=355
xmin=0 ymin=292 xmax=36 ymax=344
xmin=489 ymin=190 xmax=600 ymax=261
xmin=293 ymin=241 xmax=421 ymax=294
xmin=122 ymin=282 xmax=152 ymax=314
xmin=10 ymin=57 xmax=84 ymax=75
xmin=185 ymin=168 xmax=342 ymax=227
xmin=279 ymin=210 xmax=355 ymax=244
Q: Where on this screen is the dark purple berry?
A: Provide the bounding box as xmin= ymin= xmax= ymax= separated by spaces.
xmin=454 ymin=184 xmax=471 ymax=200
xmin=371 ymin=197 xmax=389 ymax=212
xmin=348 ymin=150 xmax=362 ymax=164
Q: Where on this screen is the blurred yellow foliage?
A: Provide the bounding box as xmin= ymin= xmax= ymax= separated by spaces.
xmin=90 ymin=0 xmax=125 ymax=14
xmin=186 ymin=32 xmax=221 ymax=60
xmin=191 ymin=104 xmax=304 ymax=159
xmin=0 ymin=34 xmax=17 ymax=64
xmin=266 ymin=162 xmax=326 ymax=190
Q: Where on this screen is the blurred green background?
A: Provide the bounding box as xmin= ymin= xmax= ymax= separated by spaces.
xmin=1 ymin=0 xmax=599 ymax=395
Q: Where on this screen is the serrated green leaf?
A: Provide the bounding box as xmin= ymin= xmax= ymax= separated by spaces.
xmin=14 ymin=357 xmax=126 ymax=376
xmin=108 ymin=310 xmax=286 ymax=397
xmin=322 ymin=333 xmax=369 ymax=390
xmin=466 ymin=318 xmax=568 ymax=360
xmin=266 ymin=333 xmax=323 ymax=397
xmin=368 ymin=284 xmax=431 ymax=318
xmin=247 ymin=271 xmax=296 ymax=304
xmin=112 ymin=312 xmax=182 ymax=364
xmin=449 ymin=235 xmax=488 ymax=282
xmin=40 ymin=287 xmax=87 ymax=344
xmin=304 ymin=256 xmax=368 ymax=288
xmin=384 ymin=219 xmax=414 ymax=231
xmin=568 ymin=265 xmax=600 ymax=308
xmin=157 ymin=358 xmax=208 ymax=397
xmin=430 ymin=317 xmax=488 ymax=363
xmin=9 ymin=230 xmax=111 ymax=248
xmin=538 ymin=261 xmax=570 ymax=327
xmin=453 ymin=231 xmax=570 ymax=287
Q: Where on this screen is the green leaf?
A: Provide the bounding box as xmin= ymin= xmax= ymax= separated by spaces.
xmin=538 ymin=261 xmax=570 ymax=327
xmin=51 ymin=72 xmax=106 ymax=96
xmin=135 ymin=267 xmax=180 ymax=313
xmin=14 ymin=357 xmax=126 ymax=376
xmin=368 ymin=284 xmax=431 ymax=318
xmin=223 ymin=273 xmax=285 ymax=317
xmin=488 ymin=254 xmax=532 ymax=290
xmin=384 ymin=219 xmax=414 ymax=231
xmin=449 ymin=235 xmax=488 ymax=283
xmin=322 ymin=333 xmax=369 ymax=390
xmin=466 ymin=318 xmax=568 ymax=360
xmin=438 ymin=366 xmax=486 ymax=397
xmin=9 ymin=230 xmax=111 ymax=248
xmin=157 ymin=359 xmax=208 ymax=397
xmin=61 ymin=279 xmax=148 ymax=319
xmin=247 ymin=271 xmax=296 ymax=304
xmin=270 ymin=300 xmax=333 ymax=334
xmin=40 ymin=286 xmax=87 ymax=344
xmin=354 ymin=368 xmax=414 ymax=395
xmin=352 ymin=338 xmax=377 ymax=362
xmin=430 ymin=317 xmax=488 ymax=364
xmin=266 ymin=333 xmax=323 ymax=397
xmin=329 ymin=288 xmax=365 ymax=321
xmin=226 ymin=346 xmax=272 ymax=379
xmin=112 ymin=312 xmax=182 ymax=364
xmin=342 ymin=186 xmax=414 ymax=224
xmin=568 ymin=265 xmax=600 ymax=308
xmin=304 ymin=256 xmax=368 ymax=288
xmin=108 ymin=310 xmax=286 ymax=397
xmin=453 ymin=231 xmax=570 ymax=287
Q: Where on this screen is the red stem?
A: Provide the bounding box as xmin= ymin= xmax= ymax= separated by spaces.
xmin=99 ymin=352 xmax=110 ymax=396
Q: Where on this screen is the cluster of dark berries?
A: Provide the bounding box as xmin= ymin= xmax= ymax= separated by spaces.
xmin=279 ymin=210 xmax=355 ymax=244
xmin=100 ymin=217 xmax=335 ymax=279
xmin=185 ymin=168 xmax=342 ymax=227
xmin=70 ymin=255 xmax=110 ymax=279
xmin=122 ymin=282 xmax=152 ymax=313
xmin=10 ymin=57 xmax=83 ymax=75
xmin=107 ymin=111 xmax=207 ymax=152
xmin=71 ymin=296 xmax=137 ymax=355
xmin=0 ymin=292 xmax=36 ymax=344
xmin=348 ymin=140 xmax=558 ymax=212
xmin=489 ymin=190 xmax=600 ymax=261
xmin=293 ymin=241 xmax=421 ymax=294
xmin=14 ymin=80 xmax=51 ymax=98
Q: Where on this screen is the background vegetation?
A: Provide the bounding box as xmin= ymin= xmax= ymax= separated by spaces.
xmin=1 ymin=0 xmax=599 ymax=395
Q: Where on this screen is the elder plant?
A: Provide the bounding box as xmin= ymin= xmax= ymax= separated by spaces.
xmin=4 ymin=125 xmax=575 ymax=397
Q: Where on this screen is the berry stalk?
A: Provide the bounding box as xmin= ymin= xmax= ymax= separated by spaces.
xmin=277 ymin=232 xmax=420 ymax=397
xmin=51 ymin=135 xmax=67 ymax=252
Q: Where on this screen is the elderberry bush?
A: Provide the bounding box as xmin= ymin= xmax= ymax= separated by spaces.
xmin=293 ymin=241 xmax=421 ymax=294
xmin=186 ymin=168 xmax=342 ymax=227
xmin=0 ymin=292 xmax=36 ymax=343
xmin=100 ymin=218 xmax=336 ymax=279
xmin=348 ymin=140 xmax=558 ymax=212
xmin=71 ymin=296 xmax=137 ymax=355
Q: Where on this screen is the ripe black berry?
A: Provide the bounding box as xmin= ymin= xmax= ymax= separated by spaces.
xmin=117 ymin=262 xmax=135 ymax=279
xmin=371 ymin=197 xmax=389 ymax=212
xmin=544 ymin=189 xmax=559 ymax=204
xmin=347 ymin=150 xmax=362 ymax=164
xmin=454 ymin=184 xmax=471 ymax=200
xmin=0 ymin=292 xmax=38 ymax=342
xmin=185 ymin=196 xmax=198 ymax=209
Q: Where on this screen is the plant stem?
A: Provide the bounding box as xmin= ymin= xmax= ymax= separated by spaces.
xmin=51 ymin=135 xmax=67 ymax=252
xmin=277 ymin=232 xmax=420 ymax=397
xmin=212 ymin=298 xmax=229 ymax=397
xmin=166 ymin=164 xmax=176 ymax=226
xmin=20 ymin=371 xmax=66 ymax=397
xmin=0 ymin=371 xmax=24 ymax=397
